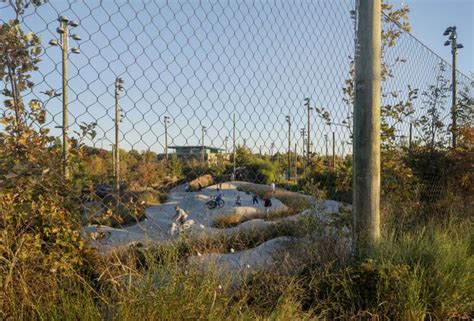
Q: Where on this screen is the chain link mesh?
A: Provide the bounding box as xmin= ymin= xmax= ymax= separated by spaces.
xmin=1 ymin=1 xmax=472 ymax=230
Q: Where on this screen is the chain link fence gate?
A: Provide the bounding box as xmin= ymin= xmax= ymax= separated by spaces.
xmin=1 ymin=1 xmax=472 ymax=234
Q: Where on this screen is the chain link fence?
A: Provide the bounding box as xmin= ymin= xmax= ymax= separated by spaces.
xmin=1 ymin=0 xmax=472 ymax=230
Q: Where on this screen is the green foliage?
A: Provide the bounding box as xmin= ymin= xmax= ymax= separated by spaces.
xmin=416 ymin=62 xmax=450 ymax=149
xmin=234 ymin=146 xmax=279 ymax=184
xmin=0 ymin=12 xmax=97 ymax=319
xmin=298 ymin=157 xmax=352 ymax=203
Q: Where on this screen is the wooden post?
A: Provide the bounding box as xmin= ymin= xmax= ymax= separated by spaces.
xmin=353 ymin=0 xmax=382 ymax=251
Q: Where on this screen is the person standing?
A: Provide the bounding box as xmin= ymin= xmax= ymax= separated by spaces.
xmin=252 ymin=193 xmax=259 ymax=205
xmin=263 ymin=195 xmax=272 ymax=217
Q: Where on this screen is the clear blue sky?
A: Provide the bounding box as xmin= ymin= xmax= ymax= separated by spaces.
xmin=390 ymin=0 xmax=473 ymax=75
xmin=1 ymin=0 xmax=471 ymax=155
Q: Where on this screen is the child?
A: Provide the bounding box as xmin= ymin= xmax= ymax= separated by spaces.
xmin=263 ymin=196 xmax=272 ymax=217
xmin=235 ymin=195 xmax=242 ymax=206
xmin=252 ymin=193 xmax=259 ymax=205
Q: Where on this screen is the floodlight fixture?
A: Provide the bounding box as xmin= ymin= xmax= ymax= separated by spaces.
xmin=49 ymin=39 xmax=58 ymax=46
xmin=56 ymin=27 xmax=65 ymax=34
xmin=71 ymin=47 xmax=80 ymax=54
xmin=68 ymin=20 xmax=79 ymax=27
xmin=71 ymin=34 xmax=81 ymax=41
xmin=58 ymin=16 xmax=69 ymax=23
xmin=444 ymin=40 xmax=450 ymax=46
xmin=456 ymin=43 xmax=464 ymax=49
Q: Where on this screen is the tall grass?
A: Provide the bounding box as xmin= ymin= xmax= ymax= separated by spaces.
xmin=2 ymin=215 xmax=471 ymax=320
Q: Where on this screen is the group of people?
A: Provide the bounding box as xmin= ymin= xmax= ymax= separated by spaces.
xmin=173 ymin=182 xmax=277 ymax=232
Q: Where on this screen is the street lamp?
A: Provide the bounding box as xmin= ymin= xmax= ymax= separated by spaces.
xmin=304 ymin=98 xmax=312 ymax=162
xmin=163 ymin=116 xmax=170 ymax=163
xmin=324 ymin=134 xmax=329 ymax=166
xmin=114 ymin=77 xmax=124 ymax=192
xmin=224 ymin=136 xmax=229 ymax=154
xmin=300 ymin=127 xmax=306 ymax=164
xmin=443 ymin=26 xmax=464 ymax=148
xmin=286 ymin=115 xmax=291 ymax=181
xmin=50 ymin=16 xmax=81 ymax=180
xmin=201 ymin=126 xmax=207 ymax=163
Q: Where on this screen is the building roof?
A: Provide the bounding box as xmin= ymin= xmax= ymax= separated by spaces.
xmin=168 ymin=145 xmax=224 ymax=151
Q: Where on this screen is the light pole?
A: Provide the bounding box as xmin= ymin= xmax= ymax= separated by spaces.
xmin=110 ymin=144 xmax=115 ymax=179
xmin=201 ymin=126 xmax=207 ymax=164
xmin=49 ymin=16 xmax=80 ymax=180
xmin=304 ymin=98 xmax=312 ymax=162
xmin=270 ymin=142 xmax=275 ymax=158
xmin=443 ymin=26 xmax=463 ymax=149
xmin=232 ymin=113 xmax=236 ymax=180
xmin=286 ymin=115 xmax=291 ymax=181
xmin=324 ymin=134 xmax=329 ymax=167
xmin=294 ymin=142 xmax=297 ymax=182
xmin=300 ymin=127 xmax=306 ymax=165
xmin=224 ymin=136 xmax=229 ymax=154
xmin=114 ymin=77 xmax=124 ymax=193
xmin=164 ymin=116 xmax=170 ymax=163
xmin=332 ymin=131 xmax=336 ymax=171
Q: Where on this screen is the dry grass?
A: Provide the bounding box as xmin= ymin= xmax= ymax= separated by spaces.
xmin=189 ymin=174 xmax=214 ymax=191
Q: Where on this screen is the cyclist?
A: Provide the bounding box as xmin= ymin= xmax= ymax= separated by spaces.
xmin=173 ymin=205 xmax=188 ymax=226
xmin=215 ymin=187 xmax=223 ymax=206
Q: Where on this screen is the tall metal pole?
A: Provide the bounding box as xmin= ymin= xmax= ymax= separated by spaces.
xmin=111 ymin=144 xmax=115 ymax=178
xmin=305 ymin=98 xmax=312 ymax=163
xmin=451 ymin=40 xmax=457 ymax=149
xmin=51 ymin=16 xmax=80 ymax=180
xmin=201 ymin=126 xmax=206 ymax=164
xmin=353 ymin=0 xmax=381 ymax=251
xmin=324 ymin=134 xmax=328 ymax=166
xmin=61 ymin=20 xmax=70 ymax=180
xmin=443 ymin=26 xmax=463 ymax=148
xmin=164 ymin=116 xmax=169 ymax=164
xmin=294 ymin=143 xmax=297 ymax=182
xmin=300 ymin=127 xmax=306 ymax=166
xmin=224 ymin=136 xmax=228 ymax=154
xmin=232 ymin=113 xmax=236 ymax=180
xmin=332 ymin=131 xmax=336 ymax=171
xmin=286 ymin=115 xmax=291 ymax=181
xmin=114 ymin=78 xmax=121 ymax=193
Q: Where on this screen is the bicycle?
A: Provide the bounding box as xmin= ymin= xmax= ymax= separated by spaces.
xmin=205 ymin=196 xmax=225 ymax=209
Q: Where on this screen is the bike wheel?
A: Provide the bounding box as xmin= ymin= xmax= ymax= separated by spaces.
xmin=218 ymin=199 xmax=225 ymax=208
xmin=206 ymin=200 xmax=217 ymax=209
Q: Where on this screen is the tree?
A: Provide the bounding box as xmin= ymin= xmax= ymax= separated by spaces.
xmin=417 ymin=63 xmax=450 ymax=149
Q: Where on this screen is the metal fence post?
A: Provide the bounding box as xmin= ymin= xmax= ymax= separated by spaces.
xmin=353 ymin=0 xmax=382 ymax=251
